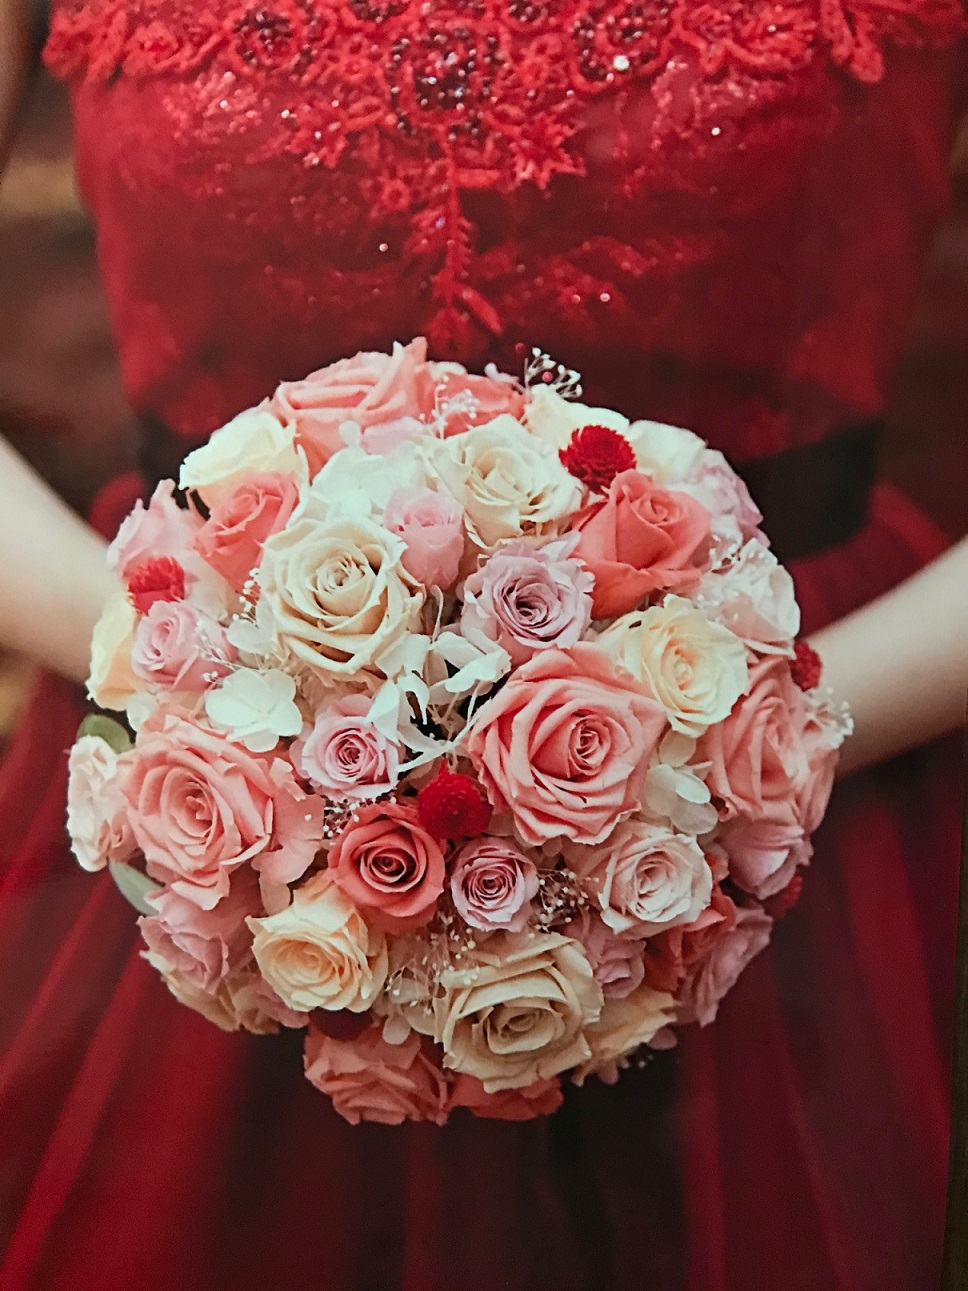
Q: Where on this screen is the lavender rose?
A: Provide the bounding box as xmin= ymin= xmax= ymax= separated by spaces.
xmin=450 ymin=836 xmax=540 ymax=933
xmin=292 ymin=695 xmax=401 ymax=802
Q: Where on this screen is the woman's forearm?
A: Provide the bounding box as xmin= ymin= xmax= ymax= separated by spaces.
xmin=810 ymin=536 xmax=968 ymax=776
xmin=0 ymin=439 xmax=114 ymax=683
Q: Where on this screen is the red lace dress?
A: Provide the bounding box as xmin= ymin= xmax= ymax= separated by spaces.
xmin=1 ymin=2 xmax=965 ymax=1287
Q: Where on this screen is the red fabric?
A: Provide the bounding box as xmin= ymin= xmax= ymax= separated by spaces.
xmin=0 ymin=4 xmax=964 ymax=1286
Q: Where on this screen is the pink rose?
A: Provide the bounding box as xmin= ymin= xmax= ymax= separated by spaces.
xmin=719 ymin=815 xmax=809 ymax=900
xmin=125 ymin=709 xmax=324 ymax=909
xmin=450 ymin=836 xmax=540 ymax=933
xmin=465 ymin=644 xmax=667 ymax=846
xmin=108 ymin=481 xmax=203 ymax=579
xmin=328 ymin=801 xmax=446 ymax=932
xmin=641 ymin=884 xmax=737 ymax=994
xmin=678 ymin=905 xmax=773 ymax=1026
xmin=698 ymin=656 xmax=811 ymax=824
xmin=139 ymin=873 xmax=261 ymax=993
xmin=678 ymin=449 xmax=764 ymax=546
xmin=291 ymin=696 xmax=401 ymax=802
xmin=696 ymin=540 xmax=800 ymax=655
xmin=271 ymin=339 xmax=436 ymax=473
xmin=562 ymin=910 xmax=647 ymax=1000
xmin=130 ymin=601 xmax=234 ymax=693
xmin=796 ymin=707 xmax=840 ymax=835
xmin=66 ymin=736 xmax=137 ymax=872
xmin=571 ymin=470 xmax=710 ymax=619
xmin=193 ymin=472 xmax=300 ymax=592
xmin=303 ymin=1026 xmax=449 ymax=1125
xmin=430 ymin=364 xmax=527 ymax=437
xmin=226 ymin=970 xmax=309 ymax=1034
xmin=448 ymin=1074 xmax=563 ymax=1121
xmin=383 ymin=486 xmax=465 ymax=590
xmin=461 ymin=538 xmax=594 ymax=666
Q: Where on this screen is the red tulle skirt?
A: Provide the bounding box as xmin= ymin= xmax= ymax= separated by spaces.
xmin=0 ymin=482 xmax=959 ymax=1290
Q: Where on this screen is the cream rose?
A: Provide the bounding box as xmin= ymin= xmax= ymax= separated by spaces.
xmin=258 ymin=514 xmax=424 ymax=685
xmin=179 ymin=404 xmax=306 ymax=507
xmin=87 ymin=588 xmax=142 ymax=712
xmin=597 ymin=596 xmax=749 ymax=737
xmin=143 ymin=947 xmax=242 ymax=1032
xmin=627 ymin=420 xmax=706 ymax=484
xmin=573 ymin=983 xmax=676 ymax=1085
xmin=424 ymin=415 xmax=580 ymax=551
xmin=247 ymin=872 xmax=388 ymax=1014
xmin=434 ymin=930 xmax=603 ymax=1092
xmin=523 ymin=386 xmax=631 ymax=451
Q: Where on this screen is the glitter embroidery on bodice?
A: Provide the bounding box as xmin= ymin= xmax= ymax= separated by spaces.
xmin=45 ymin=1 xmax=966 ymax=452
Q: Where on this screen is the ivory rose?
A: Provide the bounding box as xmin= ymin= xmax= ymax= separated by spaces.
xmin=66 ymin=736 xmax=136 ymax=872
xmin=571 ymin=820 xmax=713 ymax=936
xmin=697 ymin=539 xmax=800 ymax=655
xmin=523 ymin=385 xmax=632 ymax=451
xmin=291 ymin=695 xmax=401 ymax=801
xmin=424 ymin=415 xmax=581 ymax=551
xmin=179 ymin=405 xmax=305 ymax=508
xmin=448 ymin=1074 xmax=563 ymax=1120
xmin=271 ymin=339 xmax=436 ymax=472
xmin=108 ymin=480 xmax=203 ymax=579
xmin=678 ymin=905 xmax=773 ymax=1026
xmin=627 ymin=420 xmax=706 ymax=484
xmin=130 ymin=601 xmax=233 ymax=694
xmin=193 ymin=472 xmax=300 ymax=592
xmin=465 ymin=644 xmax=667 ymax=846
xmin=248 ymin=871 xmax=388 ymax=1013
xmin=435 ymin=930 xmax=603 ymax=1092
xmin=449 ymin=836 xmax=540 ymax=933
xmin=571 ymin=471 xmax=711 ymax=619
xmin=88 ymin=589 xmax=142 ymax=712
xmin=461 ymin=537 xmax=594 ymax=665
xmin=304 ymin=1026 xmax=449 ymax=1126
xmin=573 ymin=983 xmax=676 ymax=1085
xmin=597 ymin=596 xmax=748 ymax=737
xmin=258 ymin=514 xmax=424 ymax=685
xmin=383 ymin=486 xmax=465 ymax=590
xmin=328 ymin=802 xmax=446 ymax=933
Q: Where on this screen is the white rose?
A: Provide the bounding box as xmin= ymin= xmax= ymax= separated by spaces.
xmin=67 ymin=736 xmax=136 ymax=872
xmin=435 ymin=930 xmax=603 ymax=1092
xmin=424 ymin=414 xmax=580 ymax=550
xmin=597 ymin=595 xmax=749 ymax=737
xmin=248 ymin=872 xmax=388 ymax=1014
xmin=625 ymin=420 xmax=706 ymax=484
xmin=258 ymin=514 xmax=424 ymax=686
xmin=179 ymin=404 xmax=307 ymax=507
xmin=697 ymin=539 xmax=800 ymax=655
xmin=87 ymin=588 xmax=142 ymax=712
xmin=523 ymin=386 xmax=632 ymax=451
xmin=573 ymin=983 xmax=676 ymax=1085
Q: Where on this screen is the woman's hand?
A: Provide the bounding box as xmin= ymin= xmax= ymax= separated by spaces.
xmin=810 ymin=536 xmax=968 ymax=776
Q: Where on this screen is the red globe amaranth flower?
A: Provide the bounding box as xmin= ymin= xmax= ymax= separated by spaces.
xmin=127 ymin=556 xmax=187 ymax=615
xmin=765 ymin=872 xmax=804 ymax=920
xmin=790 ymin=640 xmax=822 ymax=691
xmin=417 ymin=768 xmax=492 ymax=840
xmin=559 ymin=425 xmax=636 ymax=494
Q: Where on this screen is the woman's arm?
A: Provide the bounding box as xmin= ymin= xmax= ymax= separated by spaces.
xmin=811 ymin=536 xmax=968 ymax=776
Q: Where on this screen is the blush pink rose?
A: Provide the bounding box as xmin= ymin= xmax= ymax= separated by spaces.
xmin=271 ymin=339 xmax=436 ymax=473
xmin=461 ymin=538 xmax=594 ymax=666
xmin=450 ymin=836 xmax=540 ymax=933
xmin=328 ymin=801 xmax=446 ymax=933
xmin=465 ymin=644 xmax=667 ymax=846
xmin=719 ymin=815 xmax=810 ymax=900
xmin=698 ymin=655 xmax=811 ymax=824
xmin=679 ymin=449 xmax=764 ymax=546
xmin=108 ymin=481 xmax=203 ymax=579
xmin=678 ymin=905 xmax=773 ymax=1026
xmin=303 ymin=1025 xmax=449 ymax=1125
xmin=125 ymin=709 xmax=324 ymax=910
xmin=292 ymin=695 xmax=401 ymax=802
xmin=138 ymin=873 xmax=262 ymax=993
xmin=448 ymin=1073 xmax=563 ymax=1121
xmin=193 ymin=472 xmax=300 ymax=592
xmin=571 ymin=470 xmax=711 ymax=619
xmin=431 ymin=363 xmax=527 ymax=437
xmin=562 ymin=910 xmax=647 ymax=1000
xmin=66 ymin=736 xmax=137 ymax=872
xmin=130 ymin=601 xmax=234 ymax=693
xmin=796 ymin=707 xmax=841 ymax=835
xmin=383 ymin=486 xmax=465 ymax=590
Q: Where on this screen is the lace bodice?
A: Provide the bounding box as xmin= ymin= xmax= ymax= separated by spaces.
xmin=46 ymin=0 xmax=966 ymax=457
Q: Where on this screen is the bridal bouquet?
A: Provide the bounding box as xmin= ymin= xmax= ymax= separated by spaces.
xmin=67 ymin=339 xmax=850 ymax=1125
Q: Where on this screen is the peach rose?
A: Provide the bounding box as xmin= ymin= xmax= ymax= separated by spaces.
xmin=108 ymin=481 xmax=203 ymax=579
xmin=248 ymin=871 xmax=388 ymax=1013
xmin=138 ymin=874 xmax=260 ymax=993
xmin=271 ymin=339 xmax=436 ymax=473
xmin=328 ymin=802 xmax=446 ymax=933
xmin=382 ymin=486 xmax=465 ymax=590
xmin=66 ymin=735 xmax=137 ymax=872
xmin=719 ymin=816 xmax=809 ymax=900
xmin=434 ymin=930 xmax=603 ymax=1092
xmin=573 ymin=982 xmax=676 ymax=1085
xmin=193 ymin=472 xmax=300 ymax=592
xmin=125 ymin=709 xmax=323 ymax=909
xmin=448 ymin=1073 xmax=563 ymax=1120
xmin=571 ymin=470 xmax=710 ymax=619
xmin=179 ymin=405 xmax=306 ymax=508
xmin=465 ymin=644 xmax=667 ymax=846
xmin=303 ymin=1025 xmax=449 ymax=1125
xmin=142 ymin=946 xmax=242 ymax=1032
xmin=431 ymin=363 xmax=527 ymax=437
xmin=87 ymin=588 xmax=142 ymax=712
xmin=678 ymin=905 xmax=773 ymax=1026
xmin=225 ymin=971 xmax=309 ymax=1034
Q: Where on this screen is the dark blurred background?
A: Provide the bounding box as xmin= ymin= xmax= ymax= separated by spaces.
xmin=1 ymin=57 xmax=967 ymax=735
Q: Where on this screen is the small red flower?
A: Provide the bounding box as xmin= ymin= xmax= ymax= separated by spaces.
xmin=127 ymin=556 xmax=187 ymax=615
xmin=790 ymin=640 xmax=822 ymax=691
xmin=417 ymin=768 xmax=492 ymax=840
xmin=559 ymin=424 xmax=636 ymax=494
xmin=764 ymin=872 xmax=804 ymax=920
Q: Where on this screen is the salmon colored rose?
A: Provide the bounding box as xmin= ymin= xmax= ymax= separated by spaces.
xmin=448 ymin=1074 xmax=564 ymax=1121
xmin=431 ymin=363 xmax=527 ymax=437
xmin=193 ymin=472 xmax=300 ymax=592
xmin=328 ymin=801 xmax=446 ymax=933
xmin=465 ymin=644 xmax=667 ymax=846
xmin=641 ymin=884 xmax=737 ymax=995
xmin=571 ymin=470 xmax=710 ymax=619
xmin=303 ymin=1026 xmax=449 ymax=1126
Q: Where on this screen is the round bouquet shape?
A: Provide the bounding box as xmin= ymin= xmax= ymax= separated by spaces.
xmin=69 ymin=339 xmax=851 ymax=1125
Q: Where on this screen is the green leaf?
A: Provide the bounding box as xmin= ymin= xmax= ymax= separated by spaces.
xmin=108 ymin=862 xmax=161 ymax=916
xmin=77 ymin=714 xmax=133 ymax=755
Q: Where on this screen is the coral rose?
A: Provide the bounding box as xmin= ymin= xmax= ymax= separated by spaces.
xmin=431 ymin=362 xmax=526 ymax=436
xmin=448 ymin=1074 xmax=563 ymax=1120
xmin=465 ymin=644 xmax=667 ymax=846
xmin=303 ymin=1025 xmax=449 ymax=1126
xmin=571 ymin=470 xmax=710 ymax=619
xmin=193 ymin=472 xmax=300 ymax=592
